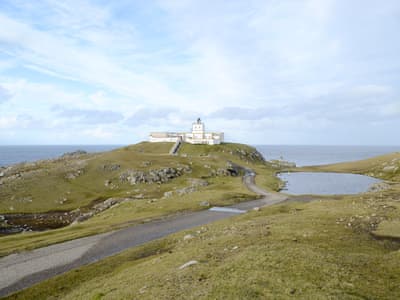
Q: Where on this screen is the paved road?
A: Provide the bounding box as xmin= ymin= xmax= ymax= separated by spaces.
xmin=0 ymin=170 xmax=288 ymax=298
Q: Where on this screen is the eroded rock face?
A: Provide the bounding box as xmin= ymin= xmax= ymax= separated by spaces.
xmin=119 ymin=165 xmax=191 ymax=185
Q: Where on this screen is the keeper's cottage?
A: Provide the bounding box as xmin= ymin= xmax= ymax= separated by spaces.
xmin=149 ymin=118 xmax=224 ymax=145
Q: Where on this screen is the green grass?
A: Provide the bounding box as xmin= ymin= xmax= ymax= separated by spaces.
xmin=6 ymin=194 xmax=400 ymax=299
xmin=0 ymin=142 xmax=276 ymax=256
xmin=3 ymin=146 xmax=400 ymax=299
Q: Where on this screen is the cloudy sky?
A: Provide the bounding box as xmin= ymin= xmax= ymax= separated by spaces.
xmin=0 ymin=0 xmax=399 ymax=145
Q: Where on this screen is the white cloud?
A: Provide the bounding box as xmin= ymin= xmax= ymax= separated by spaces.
xmin=0 ymin=0 xmax=399 ymax=145
xmin=83 ymin=127 xmax=115 ymax=139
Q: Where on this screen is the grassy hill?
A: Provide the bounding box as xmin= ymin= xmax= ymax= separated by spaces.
xmin=0 ymin=142 xmax=279 ymax=256
xmin=6 ymin=151 xmax=400 ymax=299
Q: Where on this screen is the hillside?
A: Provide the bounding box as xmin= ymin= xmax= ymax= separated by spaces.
xmin=5 ymin=150 xmax=400 ymax=299
xmin=297 ymin=152 xmax=400 ymax=182
xmin=0 ymin=142 xmax=280 ymax=256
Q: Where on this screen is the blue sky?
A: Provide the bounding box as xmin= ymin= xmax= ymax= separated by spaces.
xmin=0 ymin=0 xmax=399 ymax=145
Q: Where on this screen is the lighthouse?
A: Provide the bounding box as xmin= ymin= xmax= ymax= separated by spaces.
xmin=149 ymin=118 xmax=224 ymax=145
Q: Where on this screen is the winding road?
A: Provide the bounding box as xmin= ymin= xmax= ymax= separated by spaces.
xmin=0 ymin=170 xmax=288 ymax=298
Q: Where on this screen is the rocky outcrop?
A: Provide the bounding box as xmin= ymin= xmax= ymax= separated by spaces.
xmin=228 ymin=148 xmax=265 ymax=163
xmin=210 ymin=161 xmax=246 ymax=177
xmin=119 ymin=165 xmax=191 ymax=185
xmin=61 ymin=150 xmax=87 ymax=158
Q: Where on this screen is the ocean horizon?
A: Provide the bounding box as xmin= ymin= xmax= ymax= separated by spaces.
xmin=0 ymin=144 xmax=399 ymax=168
xmin=0 ymin=145 xmax=122 ymax=167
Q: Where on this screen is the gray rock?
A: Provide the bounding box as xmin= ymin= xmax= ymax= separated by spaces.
xmin=199 ymin=201 xmax=210 ymax=207
xmin=183 ymin=234 xmax=195 ymax=241
xmin=119 ymin=166 xmax=190 ymax=185
xmin=383 ymin=166 xmax=396 ymax=172
xmin=100 ymin=163 xmax=121 ymax=172
xmin=61 ymin=150 xmax=87 ymax=158
xmin=163 ymin=191 xmax=173 ymax=198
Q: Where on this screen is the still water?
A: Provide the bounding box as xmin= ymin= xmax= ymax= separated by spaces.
xmin=278 ymin=172 xmax=381 ymax=195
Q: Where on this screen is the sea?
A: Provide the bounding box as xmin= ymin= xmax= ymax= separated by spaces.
xmin=0 ymin=144 xmax=399 ymax=168
xmin=0 ymin=145 xmax=121 ymax=167
xmin=255 ymin=145 xmax=400 ymax=167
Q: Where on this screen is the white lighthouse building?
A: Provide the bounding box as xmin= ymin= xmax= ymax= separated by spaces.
xmin=149 ymin=118 xmax=224 ymax=145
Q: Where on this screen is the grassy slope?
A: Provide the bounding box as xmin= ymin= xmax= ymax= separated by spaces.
xmin=296 ymin=153 xmax=400 ymax=241
xmin=0 ymin=142 xmax=277 ymax=256
xmin=5 ymin=151 xmax=400 ymax=299
xmin=296 ymin=152 xmax=400 ymax=181
xmin=7 ymin=196 xmax=400 ymax=299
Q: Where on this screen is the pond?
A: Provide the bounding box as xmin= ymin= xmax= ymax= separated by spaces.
xmin=278 ymin=172 xmax=381 ymax=195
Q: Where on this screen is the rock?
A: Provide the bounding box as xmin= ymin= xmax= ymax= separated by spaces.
xmin=119 ymin=166 xmax=190 ymax=185
xmin=189 ymin=178 xmax=209 ymax=187
xmin=368 ymin=182 xmax=391 ymax=192
xmin=93 ymin=198 xmax=118 ymax=212
xmin=139 ymin=285 xmax=147 ymax=294
xmin=383 ymin=166 xmax=396 ymax=173
xmin=178 ymin=260 xmax=199 ymax=270
xmin=176 ymin=186 xmax=196 ymax=195
xmin=163 ymin=191 xmax=173 ymax=198
xmin=100 ymin=163 xmax=120 ymax=172
xmin=253 ymin=207 xmax=261 ymax=212
xmin=0 ymin=172 xmax=4 ymax=177
xmin=104 ymin=179 xmax=112 ymax=187
xmin=199 ymin=201 xmax=210 ymax=207
xmin=183 ymin=234 xmax=195 ymax=241
xmin=61 ymin=150 xmax=87 ymax=157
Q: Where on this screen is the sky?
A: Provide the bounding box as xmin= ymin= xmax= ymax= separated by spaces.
xmin=0 ymin=0 xmax=399 ymax=145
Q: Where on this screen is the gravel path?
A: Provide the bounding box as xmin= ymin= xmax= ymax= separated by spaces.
xmin=0 ymin=169 xmax=288 ymax=298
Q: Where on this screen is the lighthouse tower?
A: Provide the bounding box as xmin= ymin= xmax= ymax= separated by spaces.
xmin=192 ymin=118 xmax=205 ymax=140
